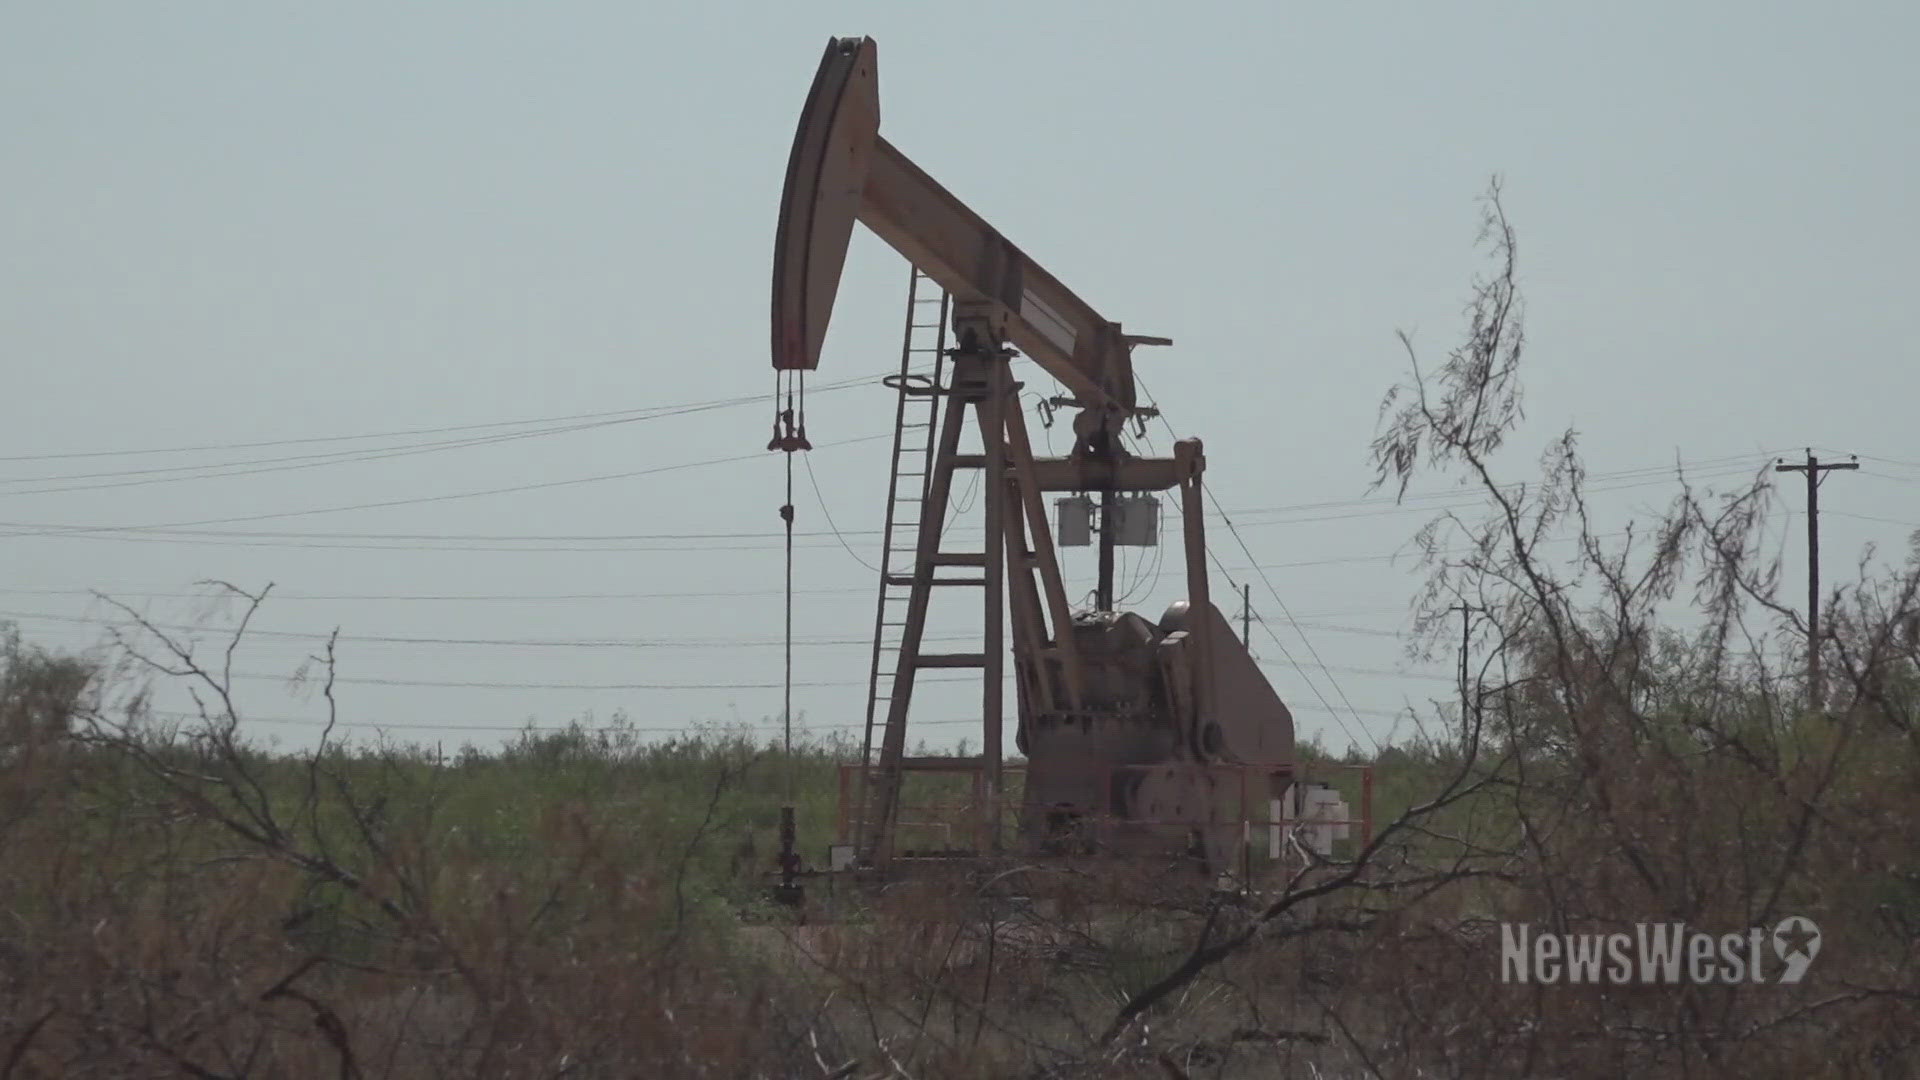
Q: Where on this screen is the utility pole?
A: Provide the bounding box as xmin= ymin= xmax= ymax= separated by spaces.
xmin=1241 ymin=583 xmax=1253 ymax=645
xmin=1451 ymin=604 xmax=1478 ymax=723
xmin=1775 ymin=449 xmax=1858 ymax=711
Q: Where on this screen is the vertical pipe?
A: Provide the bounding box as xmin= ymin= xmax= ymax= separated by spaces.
xmin=837 ymin=764 xmax=851 ymax=844
xmin=1097 ymin=489 xmax=1117 ymax=610
xmin=1239 ymin=764 xmax=1250 ymax=883
xmin=777 ymin=805 xmax=800 ymax=904
xmin=971 ymin=767 xmax=987 ymax=853
xmin=1806 ymin=455 xmax=1821 ymax=710
xmin=1361 ymin=766 xmax=1375 ymax=847
xmin=1177 ymin=440 xmax=1211 ymax=744
xmin=981 ymin=360 xmax=1007 ymax=851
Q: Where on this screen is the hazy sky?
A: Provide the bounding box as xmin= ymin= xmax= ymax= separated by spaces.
xmin=2 ymin=3 xmax=1915 ymax=759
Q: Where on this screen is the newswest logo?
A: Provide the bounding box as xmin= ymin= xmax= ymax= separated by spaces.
xmin=1501 ymin=917 xmax=1820 ymax=985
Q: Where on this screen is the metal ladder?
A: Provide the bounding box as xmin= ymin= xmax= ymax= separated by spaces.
xmin=856 ymin=269 xmax=949 ymax=813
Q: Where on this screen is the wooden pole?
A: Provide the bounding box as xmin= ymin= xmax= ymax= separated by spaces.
xmin=1775 ymin=450 xmax=1857 ymax=711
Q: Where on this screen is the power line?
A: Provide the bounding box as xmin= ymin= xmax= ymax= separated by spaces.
xmin=0 ymin=374 xmax=883 ymax=466
xmin=1 ymin=377 xmax=886 ymax=498
xmin=0 ymin=583 xmax=1414 ymax=626
xmin=142 ymin=701 xmax=1407 ymax=735
xmin=0 ymin=432 xmax=893 ymax=540
xmin=2 ymin=409 xmax=710 ymax=495
xmin=1228 ymin=463 xmax=1764 ymax=530
xmin=7 ymin=525 xmax=915 ymax=542
xmin=1230 ymin=530 xmax=1381 ymax=752
xmin=1856 ymin=452 xmax=1920 ymax=472
xmin=0 ymin=607 xmax=972 ymax=649
xmin=1856 ymin=470 xmax=1920 ymax=488
xmin=140 ymin=709 xmax=1002 ymax=734
xmin=1225 ymin=453 xmax=1785 ymax=521
xmin=1135 ymin=377 xmax=1374 ymax=754
xmin=4 ymin=606 xmax=1444 ymax=678
xmin=187 ymin=671 xmax=987 ymax=692
xmin=1828 ymin=509 xmax=1920 ymax=529
xmin=0 ymin=530 xmax=887 ymax=555
xmin=0 ymin=585 xmax=880 ymax=602
xmin=117 ymin=666 xmax=1422 ymax=702
xmin=0 ymin=454 xmax=1786 ymax=552
xmin=802 ymin=452 xmax=879 ymax=572
xmin=0 ymin=507 xmax=1638 ymax=558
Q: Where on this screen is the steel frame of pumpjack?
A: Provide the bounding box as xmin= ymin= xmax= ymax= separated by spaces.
xmin=856 ymin=305 xmax=1098 ymax=865
xmin=854 ymin=310 xmax=1221 ymax=869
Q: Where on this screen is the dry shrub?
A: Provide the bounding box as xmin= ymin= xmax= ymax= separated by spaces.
xmin=5 ymin=186 xmax=1917 ymax=1078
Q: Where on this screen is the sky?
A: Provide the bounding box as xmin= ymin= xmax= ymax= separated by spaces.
xmin=1 ymin=2 xmax=1915 ymax=761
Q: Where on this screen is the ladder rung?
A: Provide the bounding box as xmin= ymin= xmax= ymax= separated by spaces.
xmin=916 ymin=653 xmax=987 ymax=669
xmin=884 ymin=574 xmax=989 ymax=587
xmin=931 ymin=552 xmax=987 ymax=567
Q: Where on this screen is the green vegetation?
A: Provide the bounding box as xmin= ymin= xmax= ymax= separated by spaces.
xmin=13 ymin=600 xmax=1909 ymax=1077
xmin=4 ymin=188 xmax=1915 ymax=1076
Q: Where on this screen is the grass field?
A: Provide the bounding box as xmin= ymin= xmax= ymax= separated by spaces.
xmin=4 ymin=600 xmax=1920 ymax=1077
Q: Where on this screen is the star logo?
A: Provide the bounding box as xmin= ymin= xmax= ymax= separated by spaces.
xmin=1772 ymin=915 xmax=1821 ymax=983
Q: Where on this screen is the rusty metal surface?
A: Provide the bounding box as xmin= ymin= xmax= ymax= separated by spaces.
xmin=771 ymin=37 xmax=877 ymax=372
xmin=772 ymin=38 xmax=1296 ymax=877
xmin=1161 ymin=600 xmax=1296 ymax=769
xmin=769 ymin=36 xmax=1147 ymax=411
xmin=1014 ymin=603 xmax=1295 ymax=869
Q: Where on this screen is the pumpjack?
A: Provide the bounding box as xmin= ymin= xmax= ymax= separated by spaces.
xmin=769 ymin=37 xmax=1295 ymax=878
